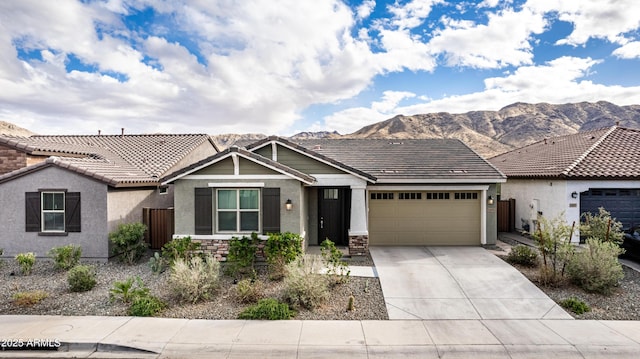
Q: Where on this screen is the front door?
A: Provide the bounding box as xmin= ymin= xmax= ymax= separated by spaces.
xmin=318 ymin=187 xmax=350 ymax=246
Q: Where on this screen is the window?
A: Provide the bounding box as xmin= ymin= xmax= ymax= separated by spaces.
xmin=42 ymin=192 xmax=65 ymax=231
xmin=217 ymin=189 xmax=260 ymax=232
xmin=323 ymin=189 xmax=339 ymax=200
xmin=399 ymin=192 xmax=422 ymax=200
xmin=371 ymin=192 xmax=394 ymax=200
xmin=25 ymin=191 xmax=81 ymax=234
xmin=426 ymin=192 xmax=449 ymax=200
xmin=454 ymin=192 xmax=478 ymax=200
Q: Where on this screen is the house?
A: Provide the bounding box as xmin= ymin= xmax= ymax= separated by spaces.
xmin=162 ymin=137 xmax=506 ymax=256
xmin=0 ymin=133 xmax=218 ymax=260
xmin=489 ymin=126 xmax=640 ymax=241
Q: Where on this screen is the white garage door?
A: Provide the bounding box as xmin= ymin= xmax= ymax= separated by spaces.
xmin=368 ymin=191 xmax=481 ymax=245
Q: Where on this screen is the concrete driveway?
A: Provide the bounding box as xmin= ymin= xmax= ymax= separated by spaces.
xmin=370 ymin=246 xmax=573 ymax=320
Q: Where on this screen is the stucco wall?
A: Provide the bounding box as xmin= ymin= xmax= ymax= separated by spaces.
xmin=173 ymin=178 xmax=305 ymax=237
xmin=107 ymin=187 xmax=173 ymax=232
xmin=0 ymin=166 xmax=109 ymax=260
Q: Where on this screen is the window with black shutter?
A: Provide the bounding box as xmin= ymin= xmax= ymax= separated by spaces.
xmin=262 ymin=188 xmax=280 ymax=234
xmin=194 ymin=188 xmax=213 ymax=235
xmin=25 ymin=191 xmax=81 ymax=234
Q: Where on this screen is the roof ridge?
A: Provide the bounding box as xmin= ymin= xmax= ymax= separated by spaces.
xmin=561 ymin=126 xmax=617 ymax=176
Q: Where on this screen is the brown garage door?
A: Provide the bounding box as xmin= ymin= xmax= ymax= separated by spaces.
xmin=368 ymin=191 xmax=481 ymax=245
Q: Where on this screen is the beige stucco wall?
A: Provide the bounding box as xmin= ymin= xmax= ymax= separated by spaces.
xmin=107 ymin=187 xmax=174 ymax=233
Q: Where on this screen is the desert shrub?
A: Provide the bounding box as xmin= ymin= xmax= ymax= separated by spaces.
xmin=67 ymin=265 xmax=97 ymax=292
xmin=580 ymin=207 xmax=624 ymax=244
xmin=237 ymin=298 xmax=295 ymax=320
xmin=283 ymin=255 xmax=329 ymax=310
xmin=506 ymin=245 xmax=538 ymax=267
xmin=264 ymin=232 xmax=303 ymax=280
xmin=128 ymin=295 xmax=166 ymax=317
xmin=109 ymin=276 xmax=150 ymax=303
xmin=227 ymin=233 xmax=259 ymax=278
xmin=12 ymin=290 xmax=48 ymax=306
xmin=161 ymin=236 xmax=201 ymax=266
xmin=320 ymin=239 xmax=350 ymax=284
xmin=148 ymin=251 xmax=166 ymax=274
xmin=567 ymin=238 xmax=624 ymax=294
xmin=49 ymin=244 xmax=82 ymax=270
xmin=234 ymin=278 xmax=264 ymax=303
xmin=532 ymin=214 xmax=575 ymax=286
xmin=109 ymin=222 xmax=148 ymax=264
xmin=15 ymin=252 xmax=36 ymax=275
xmin=169 ymin=254 xmax=220 ymax=304
xmin=560 ymin=297 xmax=591 ymax=315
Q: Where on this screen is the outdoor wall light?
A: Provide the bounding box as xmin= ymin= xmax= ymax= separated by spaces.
xmin=285 ymin=199 xmax=293 ymax=211
xmin=571 ymin=191 xmax=578 ymax=199
xmin=487 ymin=195 xmax=494 ymax=205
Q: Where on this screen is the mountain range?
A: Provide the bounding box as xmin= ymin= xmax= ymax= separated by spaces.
xmin=2 ymin=101 xmax=639 ymax=158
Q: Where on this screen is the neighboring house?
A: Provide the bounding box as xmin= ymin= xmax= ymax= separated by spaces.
xmin=489 ymin=126 xmax=640 ymax=242
xmin=162 ymin=137 xmax=506 ymax=256
xmin=0 ymin=134 xmax=218 ymax=260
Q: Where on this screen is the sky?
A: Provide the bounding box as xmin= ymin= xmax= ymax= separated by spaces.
xmin=1 ymin=0 xmax=640 ymax=136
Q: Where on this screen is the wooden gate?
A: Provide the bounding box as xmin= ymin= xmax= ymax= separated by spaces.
xmin=143 ymin=208 xmax=175 ymax=249
xmin=497 ymin=199 xmax=516 ymax=232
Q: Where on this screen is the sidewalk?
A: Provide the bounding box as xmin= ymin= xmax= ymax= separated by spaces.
xmin=2 ymin=315 xmax=640 ymax=358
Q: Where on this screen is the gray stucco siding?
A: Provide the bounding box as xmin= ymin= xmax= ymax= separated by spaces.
xmin=0 ymin=166 xmax=109 ymax=260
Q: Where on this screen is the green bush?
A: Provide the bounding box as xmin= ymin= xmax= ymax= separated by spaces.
xmin=238 ymin=298 xmax=295 ymax=320
xmin=227 ymin=233 xmax=259 ymax=278
xmin=67 ymin=265 xmax=97 ymax=292
xmin=161 ymin=236 xmax=201 ymax=265
xmin=264 ymin=232 xmax=303 ymax=280
xmin=109 ymin=222 xmax=148 ymax=264
xmin=283 ymin=255 xmax=329 ymax=310
xmin=567 ymin=238 xmax=624 ymax=294
xmin=109 ymin=277 xmax=150 ymax=303
xmin=12 ymin=290 xmax=48 ymax=306
xmin=506 ymin=245 xmax=538 ymax=267
xmin=148 ymin=251 xmax=166 ymax=274
xmin=234 ymin=278 xmax=264 ymax=303
xmin=580 ymin=207 xmax=624 ymax=244
xmin=169 ymin=254 xmax=220 ymax=304
xmin=320 ymin=239 xmax=350 ymax=284
xmin=560 ymin=297 xmax=591 ymax=315
xmin=532 ymin=214 xmax=575 ymax=286
xmin=15 ymin=252 xmax=36 ymax=275
xmin=48 ymin=244 xmax=82 ymax=270
xmin=128 ymin=295 xmax=166 ymax=317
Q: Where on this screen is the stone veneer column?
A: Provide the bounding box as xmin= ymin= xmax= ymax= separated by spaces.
xmin=348 ymin=186 xmax=369 ymax=256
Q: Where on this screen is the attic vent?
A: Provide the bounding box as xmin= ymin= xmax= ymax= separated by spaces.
xmin=380 ymin=170 xmax=399 ymax=173
xmin=450 ymin=170 xmax=467 ymax=174
xmin=313 ymin=145 xmax=322 ymax=150
xmin=388 ymin=141 xmax=404 ymax=145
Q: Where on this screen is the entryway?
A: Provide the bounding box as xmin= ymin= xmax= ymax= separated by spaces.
xmin=318 ymin=187 xmax=350 ymax=246
xmin=370 ymin=246 xmax=572 ymax=320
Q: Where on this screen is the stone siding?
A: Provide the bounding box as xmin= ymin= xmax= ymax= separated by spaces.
xmin=0 ymin=145 xmax=27 ymax=175
xmin=349 ymin=235 xmax=369 ymax=256
xmin=193 ymin=239 xmax=267 ymax=262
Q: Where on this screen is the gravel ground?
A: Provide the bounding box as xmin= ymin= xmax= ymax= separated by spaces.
xmin=0 ymin=255 xmax=388 ymax=320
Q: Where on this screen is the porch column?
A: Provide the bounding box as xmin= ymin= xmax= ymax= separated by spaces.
xmin=349 ymin=185 xmax=369 ymax=255
xmin=481 ymin=189 xmax=487 ymax=245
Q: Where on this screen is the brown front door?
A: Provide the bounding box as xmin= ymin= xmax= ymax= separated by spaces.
xmin=318 ymin=187 xmax=350 ymax=246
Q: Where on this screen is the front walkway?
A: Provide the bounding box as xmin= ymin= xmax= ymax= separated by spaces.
xmin=370 ymin=246 xmax=572 ymax=320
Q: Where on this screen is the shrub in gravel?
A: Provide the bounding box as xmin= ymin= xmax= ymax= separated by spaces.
xmin=237 ymin=298 xmax=295 ymax=320
xmin=234 ymin=278 xmax=264 ymax=303
xmin=12 ymin=290 xmax=48 ymax=306
xmin=560 ymin=297 xmax=591 ymax=315
xmin=227 ymin=233 xmax=259 ymax=278
xmin=128 ymin=294 xmax=166 ymax=317
xmin=264 ymin=232 xmax=303 ymax=281
xmin=320 ymin=239 xmax=350 ymax=285
xmin=109 ymin=222 xmax=148 ymax=265
xmin=532 ymin=214 xmax=575 ymax=286
xmin=169 ymin=254 xmax=220 ymax=304
xmin=161 ymin=236 xmax=201 ymax=266
xmin=580 ymin=207 xmax=624 ymax=244
xmin=506 ymin=245 xmax=538 ymax=267
xmin=283 ymin=255 xmax=329 ymax=310
xmin=15 ymin=252 xmax=36 ymax=275
xmin=567 ymin=238 xmax=624 ymax=294
xmin=109 ymin=276 xmax=150 ymax=303
xmin=48 ymin=244 xmax=82 ymax=271
xmin=67 ymin=265 xmax=97 ymax=292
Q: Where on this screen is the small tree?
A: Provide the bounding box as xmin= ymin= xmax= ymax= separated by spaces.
xmin=109 ymin=222 xmax=148 ymax=264
xmin=580 ymin=207 xmax=624 ymax=244
xmin=532 ymin=213 xmax=575 ymax=286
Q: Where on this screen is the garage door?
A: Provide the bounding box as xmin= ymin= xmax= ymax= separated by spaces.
xmin=580 ymin=189 xmax=640 ymax=229
xmin=369 ymin=191 xmax=481 ymax=245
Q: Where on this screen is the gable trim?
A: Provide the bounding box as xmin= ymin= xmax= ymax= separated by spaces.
xmin=207 ymin=182 xmax=265 ymax=188
xmin=183 ymin=175 xmax=292 ymax=180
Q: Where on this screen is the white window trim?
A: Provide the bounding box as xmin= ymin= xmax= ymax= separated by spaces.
xmin=41 ymin=191 xmax=65 ymax=232
xmin=216 ymin=189 xmax=261 ymax=234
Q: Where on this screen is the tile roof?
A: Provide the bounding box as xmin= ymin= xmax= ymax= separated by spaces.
xmin=0 ymin=134 xmax=217 ymax=186
xmin=250 ymin=137 xmax=505 ymax=182
xmin=489 ymin=126 xmax=640 ymax=179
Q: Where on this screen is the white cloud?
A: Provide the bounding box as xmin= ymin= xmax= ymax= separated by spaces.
xmin=387 ymin=0 xmax=443 ymax=29
xmin=356 ymin=0 xmax=376 ymax=20
xmin=613 ymin=41 xmax=640 ymax=59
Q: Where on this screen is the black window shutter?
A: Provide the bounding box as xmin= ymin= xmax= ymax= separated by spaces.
xmin=262 ymin=188 xmax=281 ymax=234
xmin=25 ymin=192 xmax=41 ymax=232
xmin=65 ymin=192 xmax=81 ymax=232
xmin=194 ymin=188 xmax=213 ymax=235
